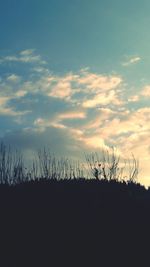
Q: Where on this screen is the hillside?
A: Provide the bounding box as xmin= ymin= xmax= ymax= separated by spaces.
xmin=0 ymin=178 xmax=150 ymax=266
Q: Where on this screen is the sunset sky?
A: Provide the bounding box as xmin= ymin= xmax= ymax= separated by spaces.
xmin=0 ymin=0 xmax=150 ymax=185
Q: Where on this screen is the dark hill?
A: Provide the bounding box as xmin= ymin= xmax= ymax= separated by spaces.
xmin=0 ymin=179 xmax=150 ymax=266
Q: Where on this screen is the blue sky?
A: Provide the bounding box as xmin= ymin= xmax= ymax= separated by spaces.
xmin=0 ymin=0 xmax=150 ymax=185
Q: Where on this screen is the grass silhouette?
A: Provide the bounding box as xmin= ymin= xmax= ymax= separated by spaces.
xmin=0 ymin=143 xmax=149 ymax=266
xmin=0 ymin=143 xmax=139 ymax=185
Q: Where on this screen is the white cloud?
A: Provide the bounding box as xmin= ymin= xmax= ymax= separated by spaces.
xmin=0 ymin=59 xmax=122 ymax=108
xmin=7 ymin=74 xmax=21 ymax=83
xmin=20 ymin=49 xmax=35 ymax=56
xmin=48 ymin=81 xmax=72 ymax=99
xmin=82 ymin=90 xmax=123 ymax=108
xmin=77 ymin=70 xmax=122 ymax=92
xmin=58 ymin=111 xmax=86 ymax=120
xmin=93 ymin=107 xmax=150 ymax=139
xmin=129 ymin=57 xmax=141 ymax=64
xmin=2 ymin=50 xmax=46 ymax=65
xmin=34 ymin=70 xmax=122 ymax=104
xmin=122 ymin=56 xmax=141 ymax=66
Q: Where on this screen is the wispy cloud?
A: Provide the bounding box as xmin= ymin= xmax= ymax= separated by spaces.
xmin=122 ymin=56 xmax=141 ymax=66
xmin=0 ymin=95 xmax=30 ymax=116
xmin=0 ymin=76 xmax=30 ymax=117
xmin=6 ymin=74 xmax=21 ymax=83
xmin=1 ymin=49 xmax=46 ymax=65
xmin=34 ymin=111 xmax=86 ymax=131
xmin=58 ymin=111 xmax=86 ymax=120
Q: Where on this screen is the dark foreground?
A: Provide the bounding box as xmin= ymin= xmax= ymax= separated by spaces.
xmin=0 ymin=178 xmax=150 ymax=266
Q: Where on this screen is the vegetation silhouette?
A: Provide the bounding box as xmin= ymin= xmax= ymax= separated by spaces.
xmin=0 ymin=143 xmax=139 ymax=185
xmin=0 ymin=143 xmax=149 ymax=266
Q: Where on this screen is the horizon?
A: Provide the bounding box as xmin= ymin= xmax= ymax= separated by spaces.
xmin=0 ymin=0 xmax=150 ymax=186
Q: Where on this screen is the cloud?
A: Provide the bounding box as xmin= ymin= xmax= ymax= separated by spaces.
xmin=82 ymin=90 xmax=123 ymax=108
xmin=48 ymin=81 xmax=72 ymax=99
xmin=34 ymin=110 xmax=86 ymax=131
xmin=7 ymin=74 xmax=21 ymax=83
xmin=0 ymin=95 xmax=30 ymax=116
xmin=129 ymin=57 xmax=141 ymax=64
xmin=0 ymin=83 xmax=29 ymax=117
xmin=33 ymin=117 xmax=67 ymax=130
xmin=0 ymin=107 xmax=30 ymax=116
xmin=0 ymin=52 xmax=123 ymax=108
xmin=1 ymin=49 xmax=46 ymax=65
xmin=58 ymin=111 xmax=86 ymax=120
xmin=115 ymin=129 xmax=150 ymax=186
xmin=35 ymin=70 xmax=122 ymax=103
xmin=78 ymin=105 xmax=150 ymax=185
xmin=77 ymin=70 xmax=122 ymax=92
xmin=0 ymin=49 xmax=150 ymax=185
xmin=0 ymin=54 xmax=125 ymax=151
xmin=15 ymin=90 xmax=27 ymax=98
xmin=128 ymin=95 xmax=139 ymax=102
xmin=93 ymin=107 xmax=150 ymax=139
xmin=20 ymin=49 xmax=34 ymax=56
xmin=122 ymin=56 xmax=141 ymax=66
xmin=80 ymin=135 xmax=108 ymax=149
xmin=84 ymin=108 xmax=116 ymax=129
xmin=141 ymin=85 xmax=150 ymax=97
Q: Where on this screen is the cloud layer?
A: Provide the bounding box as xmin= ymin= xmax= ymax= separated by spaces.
xmin=0 ymin=50 xmax=150 ymax=185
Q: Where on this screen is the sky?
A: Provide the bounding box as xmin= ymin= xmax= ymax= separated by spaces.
xmin=0 ymin=0 xmax=150 ymax=185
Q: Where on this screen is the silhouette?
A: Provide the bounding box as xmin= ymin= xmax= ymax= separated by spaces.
xmin=0 ymin=178 xmax=149 ymax=266
xmin=0 ymin=144 xmax=149 ymax=266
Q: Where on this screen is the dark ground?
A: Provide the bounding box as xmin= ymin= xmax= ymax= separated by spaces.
xmin=0 ymin=178 xmax=150 ymax=266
